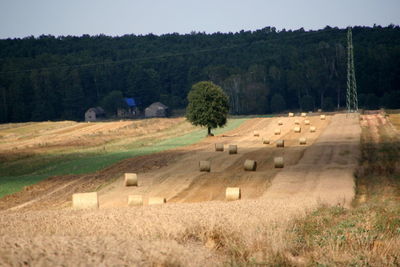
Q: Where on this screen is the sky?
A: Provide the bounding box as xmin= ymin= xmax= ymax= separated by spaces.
xmin=0 ymin=0 xmax=399 ymax=39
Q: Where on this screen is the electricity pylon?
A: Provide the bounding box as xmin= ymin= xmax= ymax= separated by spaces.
xmin=346 ymin=27 xmax=358 ymax=112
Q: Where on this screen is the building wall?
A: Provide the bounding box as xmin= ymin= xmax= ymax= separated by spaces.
xmin=85 ymin=110 xmax=97 ymax=122
xmin=145 ymin=107 xmax=166 ymax=118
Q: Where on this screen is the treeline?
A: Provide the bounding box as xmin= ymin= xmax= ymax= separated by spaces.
xmin=0 ymin=25 xmax=399 ymax=122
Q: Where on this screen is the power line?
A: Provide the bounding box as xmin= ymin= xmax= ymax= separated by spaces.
xmin=0 ymin=29 xmax=345 ymax=76
xmin=0 ymin=43 xmax=249 ymax=75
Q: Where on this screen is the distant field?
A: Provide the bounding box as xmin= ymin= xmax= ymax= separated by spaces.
xmin=0 ymin=118 xmax=247 ymax=198
xmin=388 ymin=113 xmax=400 ymax=131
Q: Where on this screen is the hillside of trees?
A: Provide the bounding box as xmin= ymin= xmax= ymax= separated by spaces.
xmin=0 ymin=25 xmax=399 ymax=122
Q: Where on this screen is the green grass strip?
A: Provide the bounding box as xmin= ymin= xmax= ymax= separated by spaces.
xmin=0 ymin=118 xmax=247 ymax=198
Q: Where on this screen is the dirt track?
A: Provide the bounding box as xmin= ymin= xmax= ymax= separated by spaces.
xmin=263 ymin=113 xmax=360 ymax=208
xmin=98 ymin=115 xmax=330 ymax=207
xmin=0 ymin=114 xmax=363 ymax=266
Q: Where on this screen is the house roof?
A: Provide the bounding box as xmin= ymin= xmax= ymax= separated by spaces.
xmin=86 ymin=106 xmax=105 ymax=115
xmin=124 ymin=98 xmax=136 ymax=107
xmin=147 ymin=102 xmax=168 ymax=109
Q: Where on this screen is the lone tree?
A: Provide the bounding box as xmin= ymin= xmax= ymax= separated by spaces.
xmin=186 ymin=81 xmax=229 ymax=136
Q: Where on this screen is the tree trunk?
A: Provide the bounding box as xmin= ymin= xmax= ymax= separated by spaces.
xmin=207 ymin=127 xmax=213 ymax=136
xmin=320 ymin=91 xmax=324 ymax=110
xmin=1 ymin=87 xmax=7 ymax=122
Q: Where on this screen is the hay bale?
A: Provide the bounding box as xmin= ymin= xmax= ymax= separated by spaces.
xmin=294 ymin=126 xmax=301 ymax=133
xmin=72 ymin=192 xmax=99 ymax=209
xmin=278 ymin=120 xmax=283 ymax=125
xmin=299 ymin=137 xmax=307 ymax=145
xmin=128 ymin=195 xmax=143 ymax=206
xmin=244 ymin=159 xmax=257 ymax=171
xmin=294 ymin=119 xmax=300 ymax=125
xmin=304 ymin=119 xmax=310 ymax=125
xmin=288 ymin=112 xmax=294 ymax=117
xmin=274 ymin=128 xmax=281 ymax=135
xmin=215 ymin=143 xmax=224 ymax=152
xmin=225 ymin=187 xmax=241 ymax=201
xmin=124 ymin=173 xmax=138 ymax=186
xmin=229 ymin=145 xmax=238 ymax=154
xmin=253 ymin=131 xmax=260 ymax=137
xmin=301 ymin=112 xmax=307 ymax=117
xmin=274 ymin=157 xmax=284 ymax=168
xmin=310 ymin=126 xmax=316 ymax=132
xmin=276 ymin=139 xmax=285 ymax=147
xmin=320 ymin=115 xmax=326 ymax=120
xmin=262 ymin=138 xmax=270 ymax=144
xmin=148 ymin=197 xmax=166 ymax=205
xmin=199 ymin=160 xmax=211 ymax=172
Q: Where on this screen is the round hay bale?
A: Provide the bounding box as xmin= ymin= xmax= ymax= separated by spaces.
xmin=278 ymin=120 xmax=283 ymax=125
xmin=276 ymin=140 xmax=285 ymax=147
xmin=225 ymin=187 xmax=241 ymax=201
xmin=288 ymin=112 xmax=294 ymax=117
xmin=253 ymin=131 xmax=260 ymax=137
xmin=128 ymin=195 xmax=143 ymax=206
xmin=274 ymin=128 xmax=281 ymax=135
xmin=124 ymin=173 xmax=138 ymax=186
xmin=299 ymin=137 xmax=307 ymax=145
xmin=301 ymin=112 xmax=307 ymax=117
xmin=294 ymin=126 xmax=301 ymax=133
xmin=215 ymin=143 xmax=224 ymax=152
xmin=148 ymin=197 xmax=166 ymax=205
xmin=320 ymin=115 xmax=326 ymax=120
xmin=262 ymin=138 xmax=270 ymax=144
xmin=310 ymin=126 xmax=316 ymax=132
xmin=72 ymin=192 xmax=99 ymax=209
xmin=244 ymin=159 xmax=257 ymax=171
xmin=229 ymin=145 xmax=238 ymax=154
xmin=294 ymin=120 xmax=300 ymax=125
xmin=304 ymin=119 xmax=310 ymax=125
xmin=199 ymin=160 xmax=211 ymax=172
xmin=274 ymin=157 xmax=284 ymax=168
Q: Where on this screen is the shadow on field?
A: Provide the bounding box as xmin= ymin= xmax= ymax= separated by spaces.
xmin=0 ymin=135 xmax=361 ymax=211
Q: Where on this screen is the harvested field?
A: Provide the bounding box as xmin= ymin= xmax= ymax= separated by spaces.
xmin=0 ymin=118 xmax=245 ymax=198
xmin=0 ymin=118 xmax=195 ymax=154
xmin=0 ymin=113 xmax=386 ymax=266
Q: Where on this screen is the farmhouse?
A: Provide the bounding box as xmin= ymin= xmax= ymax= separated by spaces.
xmin=117 ymin=98 xmax=139 ymax=118
xmin=144 ymin=102 xmax=169 ymax=118
xmin=84 ymin=107 xmax=105 ymax=122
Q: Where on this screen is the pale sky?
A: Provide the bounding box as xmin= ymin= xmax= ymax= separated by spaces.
xmin=0 ymin=0 xmax=399 ymax=38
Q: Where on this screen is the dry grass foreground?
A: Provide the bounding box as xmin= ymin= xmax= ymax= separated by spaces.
xmin=287 ymin=113 xmax=400 ymax=266
xmin=0 ymin=114 xmax=368 ymax=266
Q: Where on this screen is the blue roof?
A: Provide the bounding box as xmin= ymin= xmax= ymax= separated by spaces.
xmin=124 ymin=98 xmax=136 ymax=107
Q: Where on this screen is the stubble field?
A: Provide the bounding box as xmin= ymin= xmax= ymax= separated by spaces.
xmin=0 ymin=113 xmax=399 ymax=266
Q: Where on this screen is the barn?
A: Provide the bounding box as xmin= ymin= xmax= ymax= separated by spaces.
xmin=117 ymin=98 xmax=138 ymax=118
xmin=144 ymin=102 xmax=169 ymax=118
xmin=85 ymin=107 xmax=105 ymax=122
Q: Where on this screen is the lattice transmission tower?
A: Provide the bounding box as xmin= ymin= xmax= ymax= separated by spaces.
xmin=346 ymin=27 xmax=358 ymax=112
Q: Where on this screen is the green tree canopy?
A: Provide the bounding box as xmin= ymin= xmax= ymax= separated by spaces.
xmin=100 ymin=90 xmax=126 ymax=116
xmin=186 ymin=81 xmax=229 ymax=136
xmin=322 ymin=97 xmax=335 ymax=111
xmin=300 ymin=95 xmax=315 ymax=112
xmin=0 ymin=26 xmax=399 ymax=123
xmin=270 ymin=93 xmax=286 ymax=113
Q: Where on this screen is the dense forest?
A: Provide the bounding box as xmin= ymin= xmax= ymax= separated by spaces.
xmin=0 ymin=25 xmax=399 ymax=122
